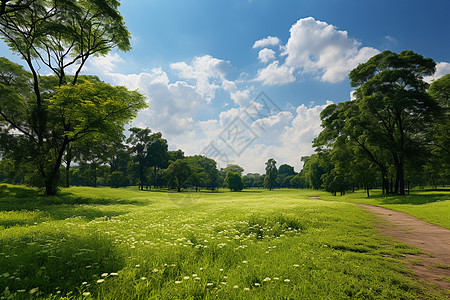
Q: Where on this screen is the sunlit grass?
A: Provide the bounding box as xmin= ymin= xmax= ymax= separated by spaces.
xmin=318 ymin=188 xmax=450 ymax=229
xmin=0 ymin=184 xmax=447 ymax=299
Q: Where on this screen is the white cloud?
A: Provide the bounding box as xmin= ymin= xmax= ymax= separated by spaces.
xmin=213 ymin=101 xmax=333 ymax=173
xmin=258 ymin=48 xmax=276 ymax=63
xmin=283 ymin=17 xmax=380 ymax=83
xmin=108 ymin=69 xmax=204 ymax=136
xmin=221 ymin=79 xmax=251 ymax=106
xmin=385 ymin=35 xmax=398 ymax=44
xmin=253 ymin=61 xmax=295 ymax=86
xmin=86 ymin=53 xmax=125 ymax=73
xmin=424 ymin=62 xmax=450 ymax=83
xmin=170 ymin=55 xmax=231 ymax=102
xmin=253 ymin=36 xmax=281 ymax=49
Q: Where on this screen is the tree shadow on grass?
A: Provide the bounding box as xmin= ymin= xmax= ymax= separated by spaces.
xmin=0 ymin=184 xmax=149 ymax=205
xmin=370 ymin=192 xmax=450 ymax=205
xmin=0 ymin=185 xmax=145 ymax=226
xmin=0 ymin=228 xmax=125 ymax=297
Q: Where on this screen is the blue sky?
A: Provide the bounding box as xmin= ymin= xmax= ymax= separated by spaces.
xmin=1 ymin=0 xmax=449 ymax=173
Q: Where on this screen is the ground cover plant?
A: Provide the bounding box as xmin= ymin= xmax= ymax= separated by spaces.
xmin=0 ymin=185 xmax=447 ymax=299
xmin=317 ymin=189 xmax=450 ymax=229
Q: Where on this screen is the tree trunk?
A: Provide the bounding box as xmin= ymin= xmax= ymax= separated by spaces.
xmin=43 ymin=137 xmax=70 ymax=195
xmin=65 ymin=145 xmax=72 ymax=188
xmin=366 ymin=187 xmax=370 ymax=197
xmin=93 ymin=163 xmax=97 ymax=188
xmin=45 ymin=175 xmax=59 ymax=196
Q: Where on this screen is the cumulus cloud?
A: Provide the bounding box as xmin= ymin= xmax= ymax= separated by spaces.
xmin=85 ymin=53 xmax=125 ymax=73
xmin=424 ymin=62 xmax=450 ymax=83
xmin=258 ymin=48 xmax=276 ymax=63
xmin=283 ymin=17 xmax=380 ymax=83
xmin=221 ymin=79 xmax=251 ymax=106
xmin=253 ymin=36 xmax=281 ymax=48
xmin=108 ymin=68 xmax=204 ymax=136
xmin=170 ymin=55 xmax=231 ymax=101
xmin=253 ymin=61 xmax=295 ymax=86
xmin=252 ymin=17 xmax=380 ymax=85
xmin=213 ymin=101 xmax=333 ymax=173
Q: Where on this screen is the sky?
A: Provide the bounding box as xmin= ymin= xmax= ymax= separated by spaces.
xmin=1 ymin=0 xmax=449 ymax=174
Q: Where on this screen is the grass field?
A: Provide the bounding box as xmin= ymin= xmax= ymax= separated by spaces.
xmin=316 ymin=189 xmax=450 ymax=229
xmin=0 ymin=185 xmax=448 ymax=299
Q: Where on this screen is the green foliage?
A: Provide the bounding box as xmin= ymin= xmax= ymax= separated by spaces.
xmin=264 ymin=158 xmax=277 ymax=191
xmin=225 ymin=171 xmax=245 ymax=191
xmin=313 ymin=50 xmax=447 ymax=196
xmin=222 ymin=164 xmax=244 ymax=176
xmin=278 ymin=164 xmax=295 ymax=176
xmin=348 ymin=50 xmax=437 ymax=195
xmin=185 ymin=155 xmax=219 ymax=191
xmin=165 ymin=159 xmax=192 ymax=192
xmin=0 ymin=0 xmax=138 ymax=195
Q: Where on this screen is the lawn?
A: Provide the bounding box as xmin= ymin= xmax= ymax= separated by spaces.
xmin=0 ymin=185 xmax=447 ymax=299
xmin=316 ymin=188 xmax=450 ymax=229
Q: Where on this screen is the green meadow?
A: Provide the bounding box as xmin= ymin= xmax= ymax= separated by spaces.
xmin=0 ymin=185 xmax=448 ymax=299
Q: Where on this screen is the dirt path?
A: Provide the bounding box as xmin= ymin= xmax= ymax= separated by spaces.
xmin=354 ymin=203 xmax=450 ymax=291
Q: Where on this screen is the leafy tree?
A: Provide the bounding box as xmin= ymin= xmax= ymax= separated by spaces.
xmin=225 ymin=171 xmax=244 ymax=192
xmin=165 ymin=159 xmax=192 ymax=192
xmin=0 ymin=1 xmax=140 ymax=195
xmin=280 ymin=175 xmax=295 ymax=188
xmin=278 ymin=164 xmax=295 ymax=176
xmin=168 ymin=150 xmax=185 ymax=162
xmin=108 ymin=171 xmax=127 ymax=188
xmin=222 ymin=164 xmax=244 ymax=176
xmin=127 ymin=127 xmax=153 ymax=190
xmin=264 ymin=158 xmax=277 ymax=191
xmin=243 ymin=173 xmax=264 ymax=188
xmin=290 ymin=173 xmax=306 ymax=189
xmin=147 ymin=132 xmax=169 ymax=188
xmin=0 ymin=67 xmax=145 ymax=194
xmin=425 ymin=74 xmax=450 ymax=187
xmin=0 ymin=0 xmax=36 ymax=17
xmin=349 ymin=50 xmax=437 ymax=195
xmin=185 ymin=155 xmax=219 ymax=191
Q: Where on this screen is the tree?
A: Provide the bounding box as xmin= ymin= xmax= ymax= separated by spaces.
xmin=222 ymin=164 xmax=244 ymax=176
xmin=0 ymin=67 xmax=146 ymax=194
xmin=185 ymin=155 xmax=219 ymax=191
xmin=127 ymin=127 xmax=152 ymax=190
xmin=168 ymin=150 xmax=185 ymax=162
xmin=225 ymin=171 xmax=244 ymax=192
xmin=147 ymin=132 xmax=169 ymax=188
xmin=278 ymin=164 xmax=295 ymax=176
xmin=165 ymin=159 xmax=192 ymax=192
xmin=264 ymin=158 xmax=277 ymax=191
xmin=349 ymin=50 xmax=437 ymax=195
xmin=0 ymin=1 xmax=138 ymax=195
xmin=0 ymin=0 xmax=36 ymax=17
xmin=426 ymin=74 xmax=450 ymax=187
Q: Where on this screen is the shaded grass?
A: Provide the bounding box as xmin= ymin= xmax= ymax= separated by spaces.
xmin=0 ymin=185 xmax=445 ymax=299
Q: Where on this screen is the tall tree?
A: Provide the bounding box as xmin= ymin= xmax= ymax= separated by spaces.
xmin=0 ymin=66 xmax=145 ymax=194
xmin=278 ymin=164 xmax=295 ymax=176
xmin=264 ymin=158 xmax=277 ymax=191
xmin=0 ymin=1 xmax=138 ymax=195
xmin=222 ymin=164 xmax=244 ymax=177
xmin=0 ymin=0 xmax=37 ymax=17
xmin=349 ymin=50 xmax=437 ymax=195
xmin=225 ymin=171 xmax=244 ymax=192
xmin=127 ymin=127 xmax=152 ymax=190
xmin=165 ymin=159 xmax=191 ymax=192
xmin=147 ymin=132 xmax=169 ymax=188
